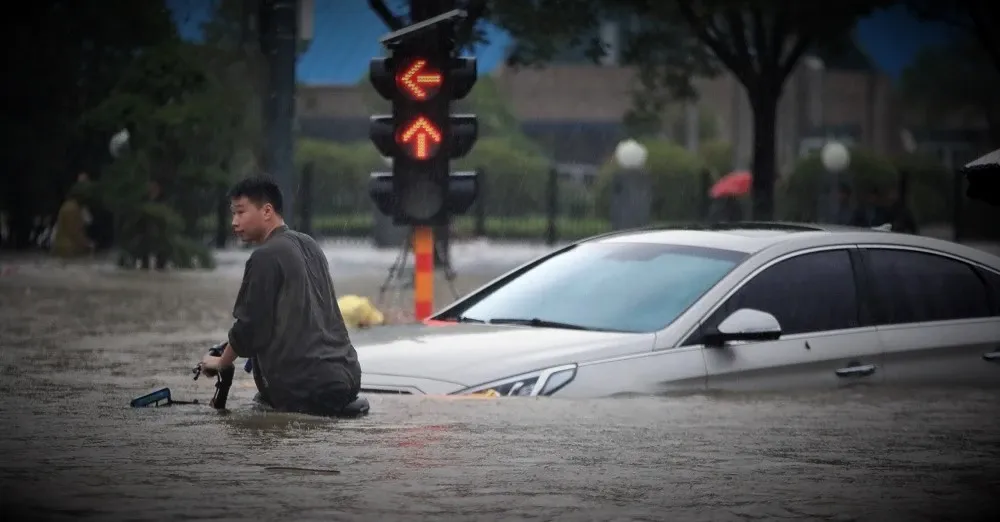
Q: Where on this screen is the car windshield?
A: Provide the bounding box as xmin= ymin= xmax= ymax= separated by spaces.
xmin=458 ymin=242 xmax=747 ymax=333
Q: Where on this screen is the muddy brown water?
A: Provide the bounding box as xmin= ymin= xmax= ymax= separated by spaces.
xmin=1 ymin=258 xmax=999 ymax=521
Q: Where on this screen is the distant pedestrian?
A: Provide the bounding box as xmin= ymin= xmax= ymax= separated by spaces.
xmin=850 ymin=187 xmax=890 ymax=228
xmin=834 ymin=183 xmax=856 ymax=225
xmin=51 ymin=185 xmax=93 ymax=258
xmin=883 ymin=187 xmax=919 ymax=234
xmin=710 ymin=196 xmax=744 ymax=222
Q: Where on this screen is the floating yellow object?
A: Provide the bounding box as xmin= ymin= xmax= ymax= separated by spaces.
xmin=469 ymin=389 xmax=500 ymax=397
xmin=338 ymin=295 xmax=385 ymax=329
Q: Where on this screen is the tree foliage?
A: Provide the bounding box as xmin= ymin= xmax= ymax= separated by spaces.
xmin=2 ymin=0 xmax=177 ymax=248
xmin=85 ymin=41 xmax=247 ymax=226
xmin=905 ymin=0 xmax=1000 ymax=76
xmin=76 ymin=0 xmax=266 ymax=268
xmin=486 ymin=0 xmax=884 ymax=219
xmin=80 ymin=39 xmax=253 ymax=268
xmin=899 ymin=39 xmax=1000 ymax=146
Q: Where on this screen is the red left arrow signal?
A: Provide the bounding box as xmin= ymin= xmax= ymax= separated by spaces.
xmin=396 ymin=59 xmax=443 ymax=100
xmin=396 ymin=116 xmax=442 ymax=160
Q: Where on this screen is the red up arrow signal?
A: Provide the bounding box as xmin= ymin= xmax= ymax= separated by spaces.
xmin=396 ymin=116 xmax=442 ymax=160
xmin=396 ymin=59 xmax=443 ymax=100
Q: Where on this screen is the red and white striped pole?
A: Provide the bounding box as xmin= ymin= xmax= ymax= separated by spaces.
xmin=412 ymin=226 xmax=434 ymax=320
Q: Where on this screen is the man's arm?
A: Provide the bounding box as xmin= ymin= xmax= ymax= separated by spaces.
xmin=228 ymin=251 xmax=281 ymax=359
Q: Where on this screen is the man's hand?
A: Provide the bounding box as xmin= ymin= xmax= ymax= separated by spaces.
xmin=198 ymin=343 xmax=238 ymax=378
xmin=200 ymin=353 xmax=233 ymax=377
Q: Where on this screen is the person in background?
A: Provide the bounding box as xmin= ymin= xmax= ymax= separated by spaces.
xmin=850 ymin=187 xmax=890 ymax=228
xmin=71 ymin=172 xmax=96 ymax=243
xmin=51 ymin=184 xmax=93 ymax=258
xmin=710 ymin=196 xmax=744 ymax=222
xmin=883 ymin=187 xmax=919 ymax=234
xmin=834 ymin=183 xmax=856 ymax=225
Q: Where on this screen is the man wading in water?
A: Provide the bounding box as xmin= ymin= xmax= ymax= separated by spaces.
xmin=199 ymin=176 xmax=363 ymax=416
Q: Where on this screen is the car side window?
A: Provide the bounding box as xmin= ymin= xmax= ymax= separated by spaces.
xmin=704 ymin=249 xmax=860 ymax=337
xmin=864 ymin=249 xmax=991 ymax=325
xmin=979 ymin=268 xmax=1000 ymax=315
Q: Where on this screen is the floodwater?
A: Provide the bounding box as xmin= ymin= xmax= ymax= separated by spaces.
xmin=1 ymin=254 xmax=1000 ymax=521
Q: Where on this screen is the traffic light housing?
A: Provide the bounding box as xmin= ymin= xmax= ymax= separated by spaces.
xmin=368 ymin=25 xmax=479 ymax=225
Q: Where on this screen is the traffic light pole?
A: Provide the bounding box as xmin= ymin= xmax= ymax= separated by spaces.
xmin=259 ymin=0 xmax=298 ymax=221
xmin=408 ymin=0 xmax=451 ymax=321
xmin=368 ymin=0 xmax=479 ymax=322
xmin=412 ymin=226 xmax=435 ymax=320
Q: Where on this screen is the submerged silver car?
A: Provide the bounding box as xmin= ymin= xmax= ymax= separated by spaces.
xmin=354 ymin=223 xmax=1000 ymax=398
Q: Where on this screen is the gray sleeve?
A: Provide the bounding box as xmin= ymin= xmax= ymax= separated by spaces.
xmin=228 ymin=250 xmax=282 ymax=359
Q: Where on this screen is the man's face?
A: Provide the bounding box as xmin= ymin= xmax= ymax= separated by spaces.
xmin=230 ymin=196 xmax=274 ymax=243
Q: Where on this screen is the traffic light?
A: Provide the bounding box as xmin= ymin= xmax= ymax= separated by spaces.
xmin=368 ymin=23 xmax=479 ymax=226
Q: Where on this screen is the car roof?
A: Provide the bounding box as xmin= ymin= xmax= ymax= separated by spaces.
xmin=589 ymin=222 xmax=854 ymax=253
xmin=585 ymin=222 xmax=1000 ymax=268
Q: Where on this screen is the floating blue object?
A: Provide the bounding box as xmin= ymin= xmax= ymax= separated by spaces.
xmin=130 ymin=387 xmax=172 ymax=408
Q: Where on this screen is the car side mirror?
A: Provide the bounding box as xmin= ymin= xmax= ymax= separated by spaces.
xmin=703 ymin=308 xmax=782 ymax=347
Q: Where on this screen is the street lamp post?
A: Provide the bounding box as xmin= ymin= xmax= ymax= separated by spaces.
xmin=614 ymin=139 xmax=648 ymax=170
xmin=109 ymin=129 xmax=130 ymax=158
xmin=820 ymin=140 xmax=850 ymax=223
xmin=610 ymin=139 xmax=651 ymax=230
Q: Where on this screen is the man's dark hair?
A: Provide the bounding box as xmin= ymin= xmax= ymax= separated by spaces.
xmin=228 ymin=175 xmax=283 ymax=214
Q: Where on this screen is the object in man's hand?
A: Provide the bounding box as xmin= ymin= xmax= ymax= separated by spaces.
xmin=201 ymin=353 xmax=224 ymax=372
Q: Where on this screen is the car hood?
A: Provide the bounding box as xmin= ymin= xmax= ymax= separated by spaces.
xmin=351 ymin=322 xmax=653 ymax=388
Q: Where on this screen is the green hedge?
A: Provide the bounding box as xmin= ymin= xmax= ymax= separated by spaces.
xmin=594 ymin=139 xmax=710 ymax=222
xmin=311 ymin=214 xmax=609 ymax=241
xmin=201 ymin=138 xmax=996 ymax=242
xmin=295 ymin=135 xmax=554 ymax=217
xmin=197 ymin=213 xmax=610 ymax=242
xmin=780 ymin=148 xmax=956 ymax=226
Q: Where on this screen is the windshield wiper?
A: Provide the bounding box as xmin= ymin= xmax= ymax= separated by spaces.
xmin=455 ymin=315 xmax=485 ymax=323
xmin=487 ymin=317 xmax=596 ymax=331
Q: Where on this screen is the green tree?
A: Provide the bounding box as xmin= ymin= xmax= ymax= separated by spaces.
xmin=489 ymin=0 xmax=885 ymax=219
xmin=83 ymin=41 xmax=250 ymax=268
xmin=699 ymin=140 xmax=735 ymax=177
xmin=905 ymin=0 xmax=1000 ymax=76
xmin=198 ymin=0 xmax=268 ymax=173
xmin=2 ymin=0 xmax=176 ymax=249
xmin=899 ymin=39 xmax=1000 ymax=146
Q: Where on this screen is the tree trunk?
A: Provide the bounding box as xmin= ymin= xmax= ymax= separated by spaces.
xmin=749 ymin=92 xmax=780 ymax=220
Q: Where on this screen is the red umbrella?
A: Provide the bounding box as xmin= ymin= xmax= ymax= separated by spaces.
xmin=710 ymin=170 xmax=752 ymax=199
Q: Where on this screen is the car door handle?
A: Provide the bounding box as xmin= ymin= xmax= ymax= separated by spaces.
xmin=835 ymin=364 xmax=877 ymax=378
xmin=983 ymin=351 xmax=1000 ymax=362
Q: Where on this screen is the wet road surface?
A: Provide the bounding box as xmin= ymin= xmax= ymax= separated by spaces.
xmin=1 ymin=252 xmax=999 ymax=521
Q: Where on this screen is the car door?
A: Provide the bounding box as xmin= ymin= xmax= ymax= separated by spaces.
xmin=858 ymin=247 xmax=1000 ymax=387
xmin=692 ymin=247 xmax=886 ymax=391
